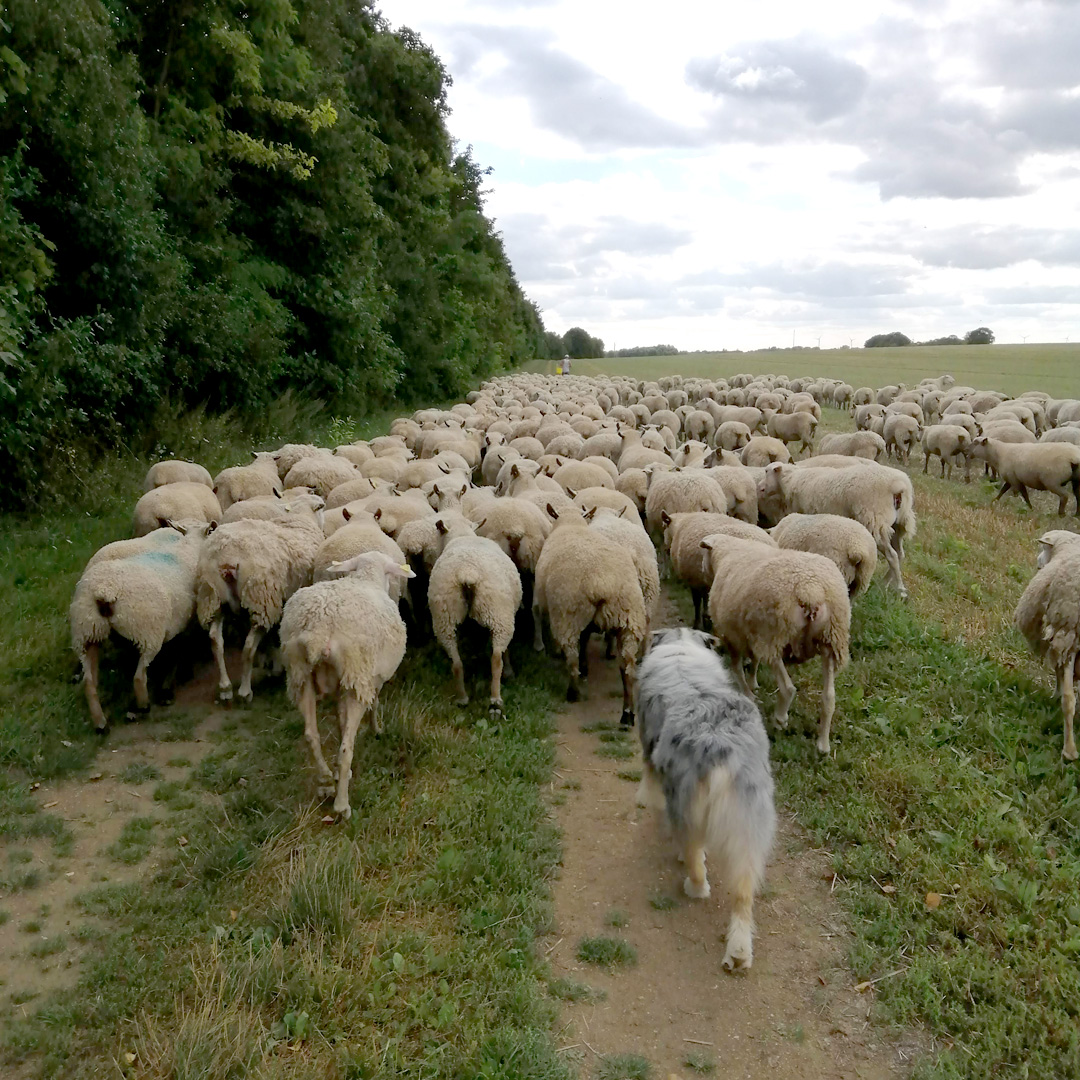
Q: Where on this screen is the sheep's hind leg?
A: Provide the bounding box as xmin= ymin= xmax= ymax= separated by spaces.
xmin=236 ymin=625 xmax=265 ymax=703
xmin=817 ymin=653 xmax=836 ymax=754
xmin=209 ymin=617 xmax=233 ymax=702
xmin=1059 ymin=659 xmax=1078 ymax=761
xmin=489 ymin=646 xmax=505 ymax=718
xmin=81 ymin=644 xmax=108 ymax=733
xmin=447 ymin=630 xmax=469 ymax=706
xmin=299 ymin=677 xmax=335 ymax=799
xmin=128 ymin=645 xmax=160 ymax=719
xmin=333 ymin=692 xmax=365 ymax=819
xmin=772 ymin=661 xmax=796 ymax=729
xmin=618 ymin=650 xmax=636 ymax=727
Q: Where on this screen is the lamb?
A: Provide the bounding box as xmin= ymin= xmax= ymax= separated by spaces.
xmin=195 ymin=513 xmax=325 ymax=702
xmin=533 ymin=525 xmax=647 ymax=725
xmin=279 ymin=551 xmax=413 ymax=817
xmin=702 ymin=533 xmax=850 ymax=753
xmin=635 ymin=627 xmax=776 ymax=971
xmin=769 ymin=513 xmax=878 ymax=597
xmin=765 ymin=410 xmax=817 ymax=456
xmin=144 ymin=460 xmax=213 ymax=491
xmin=817 ymin=431 xmax=886 ymax=461
xmin=922 ymin=424 xmax=972 ymax=481
xmin=662 ymin=511 xmax=776 ymax=629
xmin=969 ymin=437 xmax=1080 ymax=515
xmin=1014 ymin=533 xmax=1080 ymax=759
xmin=761 ymin=461 xmax=915 ymax=598
xmin=213 ymin=454 xmax=282 ymax=510
xmin=133 ymin=482 xmax=222 ymax=537
xmin=70 ymin=520 xmax=215 ymax=731
xmin=428 ymin=535 xmax=522 ymax=716
xmin=883 ymin=413 xmax=921 ymax=465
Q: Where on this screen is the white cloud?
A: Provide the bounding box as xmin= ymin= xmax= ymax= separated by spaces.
xmin=378 ymin=0 xmax=1080 ymax=348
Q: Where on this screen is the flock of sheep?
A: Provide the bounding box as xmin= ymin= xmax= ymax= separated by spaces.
xmin=68 ymin=369 xmax=1080 ymax=821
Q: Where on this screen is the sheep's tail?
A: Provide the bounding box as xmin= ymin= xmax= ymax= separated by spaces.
xmin=892 ymin=480 xmax=916 ymax=540
xmin=70 ymin=581 xmax=117 ymax=652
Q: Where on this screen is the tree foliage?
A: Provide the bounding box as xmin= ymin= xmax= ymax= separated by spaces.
xmin=865 ymin=331 xmax=912 ymax=348
xmin=562 ymin=326 xmax=604 ymax=359
xmin=965 ymin=326 xmax=995 ymax=345
xmin=0 ymin=0 xmax=545 ymax=508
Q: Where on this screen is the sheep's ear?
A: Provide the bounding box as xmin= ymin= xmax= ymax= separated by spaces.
xmin=546 ymin=503 xmax=559 ymax=520
xmin=373 ymin=507 xmax=383 ymax=521
xmin=458 ymin=483 xmax=468 ymax=496
xmin=618 ymin=505 xmax=631 ymax=519
xmin=439 ymin=461 xmax=451 ymax=474
xmin=475 ymin=518 xmax=486 ymax=530
xmin=436 ymin=519 xmax=448 ymax=535
xmin=583 ymin=506 xmax=597 ymax=522
xmin=565 ymin=486 xmax=577 ymax=499
xmin=206 ymin=520 xmax=218 ymax=535
xmin=433 ymin=483 xmax=442 ymax=497
xmin=273 ymin=488 xmax=282 ymax=498
xmin=342 ymin=507 xmax=352 ymax=522
xmin=660 ymin=510 xmax=672 ymax=526
xmin=158 ymin=516 xmax=171 ymax=530
xmin=511 ymin=463 xmax=520 ymax=478
xmin=251 ymin=451 xmax=259 ymax=459
xmin=700 ymin=539 xmax=713 ymax=551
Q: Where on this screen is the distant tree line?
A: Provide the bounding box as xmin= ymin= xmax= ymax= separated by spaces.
xmin=540 ymin=327 xmax=605 ymax=359
xmin=865 ymin=328 xmax=995 ymax=348
xmin=606 ymin=344 xmax=680 ymax=358
xmin=0 ymin=0 xmax=548 ymax=509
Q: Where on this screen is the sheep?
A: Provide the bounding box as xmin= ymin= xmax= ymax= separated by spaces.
xmin=1043 ymin=427 xmax=1080 ymax=448
xmin=854 ymin=403 xmax=886 ymax=431
xmin=333 ymin=443 xmax=375 ymax=468
xmin=1014 ymin=533 xmax=1080 ymax=760
xmin=213 ymin=454 xmax=282 ymax=510
xmin=70 ymin=520 xmax=215 ymax=731
xmin=634 ymin=627 xmax=775 ymax=971
xmin=704 ymin=465 xmax=758 ymax=524
xmin=769 ymin=513 xmax=878 ymax=597
xmin=195 ymin=513 xmax=325 ymax=703
xmin=817 ymin=431 xmax=886 ymax=461
xmin=922 ymin=424 xmax=972 ymax=480
xmin=133 ymin=482 xmax=222 ymax=537
xmin=273 ymin=444 xmax=324 ymax=480
xmin=572 ymin=486 xmax=640 ymax=519
xmin=587 ymin=510 xmax=661 ymax=626
xmin=220 ymin=492 xmax=325 ymax=525
xmin=325 ymin=476 xmax=385 ymax=509
xmin=313 ymin=520 xmax=408 ymax=586
xmin=740 ymin=436 xmax=791 ymax=467
xmin=552 ymin=459 xmax=615 ymax=494
xmin=144 ymin=460 xmax=213 ymax=491
xmin=533 ymin=525 xmax=647 ymax=725
xmin=761 ymin=461 xmax=915 ymax=598
xmin=662 ymin=511 xmax=776 ymax=629
xmin=969 ymin=437 xmax=1080 ymax=515
xmin=715 ymin=421 xmax=752 ymax=452
xmin=280 ymin=551 xmax=413 ymax=817
xmin=644 ymin=470 xmax=728 ymax=559
xmin=701 ymin=533 xmax=850 ymax=753
xmin=283 ymin=455 xmax=359 ymax=498
xmin=883 ymin=413 xmax=921 ymax=465
xmin=428 ymin=535 xmax=522 ymax=716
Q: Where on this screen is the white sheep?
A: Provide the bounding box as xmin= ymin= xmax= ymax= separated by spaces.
xmin=220 ymin=492 xmax=325 ymax=526
xmin=922 ymin=424 xmax=972 ymax=481
xmin=740 ymin=436 xmax=791 ymax=467
xmin=1014 ymin=532 xmax=1080 ymax=759
xmin=280 ymin=550 xmax=413 ymax=817
xmin=144 ymin=460 xmax=213 ymax=491
xmin=133 ymin=482 xmax=222 ymax=537
xmin=883 ymin=413 xmax=921 ymax=465
xmin=769 ymin=513 xmax=878 ymax=597
xmin=195 ymin=513 xmax=325 ymax=702
xmin=213 ymin=453 xmax=282 ymax=510
xmin=765 ymin=410 xmax=817 ymax=457
xmin=70 ymin=520 xmax=215 ymax=730
xmin=817 ymin=431 xmax=886 ymax=461
xmin=702 ymin=533 xmax=850 ymax=753
xmin=969 ymin=437 xmax=1080 ymax=515
xmin=428 ymin=535 xmax=522 ymax=716
xmin=283 ymin=455 xmax=359 ymax=498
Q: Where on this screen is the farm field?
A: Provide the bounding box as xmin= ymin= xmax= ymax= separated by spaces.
xmin=1 ymin=384 xmax=1080 ymax=1078
xmin=566 ymin=343 xmax=1080 ymax=399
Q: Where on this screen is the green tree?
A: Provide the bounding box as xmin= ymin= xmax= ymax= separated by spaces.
xmin=865 ymin=331 xmax=912 ymax=348
xmin=965 ymin=327 xmax=994 ymax=345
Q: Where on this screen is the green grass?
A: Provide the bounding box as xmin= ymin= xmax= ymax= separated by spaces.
xmin=683 ymin=1048 xmax=716 ymax=1074
xmin=595 ymin=1052 xmax=653 ymax=1080
xmin=547 ymin=977 xmax=606 ymax=1004
xmin=604 ymin=908 xmax=629 ymax=928
xmin=106 ymin=817 xmax=157 ymax=865
xmin=576 ymin=936 xmax=637 ymax=968
xmin=647 ymin=894 xmax=678 ymax=912
xmin=118 ymin=762 xmax=162 ymax=785
xmin=573 ymin=342 xmax=1080 ymax=398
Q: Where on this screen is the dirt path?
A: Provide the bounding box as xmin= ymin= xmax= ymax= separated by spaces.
xmin=545 ymin=590 xmax=924 ymax=1079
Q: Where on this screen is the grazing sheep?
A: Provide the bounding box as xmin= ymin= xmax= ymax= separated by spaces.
xmin=195 ymin=513 xmax=325 ymax=702
xmin=644 ymin=469 xmax=727 ymax=544
xmin=704 ymin=465 xmax=759 ymax=524
xmin=635 ymin=627 xmax=776 ymax=970
xmin=702 ymin=533 xmax=850 ymax=753
xmin=922 ymin=424 xmax=972 ymax=480
xmin=133 ymin=482 xmax=222 ymax=537
xmin=313 ymin=520 xmax=408 ymax=587
xmin=70 ymin=520 xmax=215 ymax=731
xmin=969 ymin=438 xmax=1080 ymax=515
xmin=762 ymin=461 xmax=915 ymax=598
xmin=587 ymin=511 xmax=661 ymax=626
xmin=765 ymin=410 xmax=817 ymax=457
xmin=769 ymin=513 xmax=878 ymax=597
xmin=715 ymin=421 xmax=752 ymax=452
xmin=280 ymin=551 xmax=413 ymax=817
xmin=144 ymin=460 xmax=213 ymax=491
xmin=533 ymin=526 xmax=647 ymax=725
xmin=325 ymin=476 xmax=384 ymax=510
xmin=817 ymin=431 xmax=886 ymax=461
xmin=1014 ymin=533 xmax=1080 ymax=759
xmin=883 ymin=413 xmax=921 ymax=465
xmin=428 ymin=536 xmax=522 ymax=716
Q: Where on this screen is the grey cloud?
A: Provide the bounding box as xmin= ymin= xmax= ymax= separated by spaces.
xmin=899 ymin=226 xmax=1080 ymax=270
xmin=717 ymin=261 xmax=915 ymax=300
xmin=445 ymin=26 xmax=698 ymax=150
xmin=983 ymin=284 xmax=1080 ymax=305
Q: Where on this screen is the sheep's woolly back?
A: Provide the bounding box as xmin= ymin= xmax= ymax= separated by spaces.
xmin=667 ymin=512 xmax=773 ymax=592
xmin=770 ymin=513 xmax=878 ymax=596
xmin=283 ymin=456 xmax=359 ymax=498
xmin=213 ymin=459 xmax=281 ymax=511
xmin=195 ymin=516 xmax=323 ymax=629
xmin=705 ymin=535 xmax=850 ymax=669
xmin=644 ymin=470 xmax=727 ymax=533
xmin=588 ymin=515 xmax=660 ymax=618
xmin=1015 ymin=549 xmax=1080 ymax=669
xmin=428 ymin=536 xmax=522 ymax=652
xmin=133 ymin=483 xmax=222 ymax=537
xmin=474 ymin=497 xmax=552 ymax=573
xmin=313 ymin=522 xmax=407 ymax=585
xmin=280 ymin=574 xmax=407 ymax=707
xmin=144 ymin=460 xmax=213 ymax=491
xmin=71 ymin=524 xmax=209 ymax=654
xmin=534 ymin=528 xmax=647 ymax=661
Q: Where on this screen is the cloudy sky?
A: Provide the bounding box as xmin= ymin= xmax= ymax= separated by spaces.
xmin=378 ymin=0 xmax=1080 ymax=350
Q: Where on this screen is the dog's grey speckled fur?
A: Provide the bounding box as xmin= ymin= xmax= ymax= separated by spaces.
xmin=636 ymin=626 xmax=777 ymax=970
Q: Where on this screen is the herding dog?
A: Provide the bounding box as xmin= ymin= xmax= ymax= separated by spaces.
xmin=635 ymin=627 xmax=776 ymax=971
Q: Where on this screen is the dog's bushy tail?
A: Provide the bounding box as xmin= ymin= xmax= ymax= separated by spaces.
xmin=685 ymin=764 xmax=775 ymax=889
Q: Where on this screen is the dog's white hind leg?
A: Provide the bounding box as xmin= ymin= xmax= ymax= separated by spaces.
xmin=635 ymin=760 xmax=665 ymax=809
xmin=722 ymin=869 xmax=756 ymax=971
xmin=682 ymin=839 xmax=710 ymax=899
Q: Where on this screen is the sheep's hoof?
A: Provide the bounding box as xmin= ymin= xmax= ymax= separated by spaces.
xmin=565 ymin=683 xmax=580 ymax=703
xmin=217 ymin=687 xmax=234 ymax=704
xmin=1063 ymin=744 xmax=1078 ymax=762
xmin=817 ymin=736 xmax=831 ymax=755
xmin=125 ymin=705 xmax=150 ymax=722
xmin=455 ymin=694 xmax=470 ymax=707
xmin=317 ymin=781 xmax=335 ymax=800
xmin=94 ymin=722 xmax=110 ymax=737
xmin=334 ymin=804 xmax=352 ymax=821
xmin=236 ymin=689 xmax=253 ymax=705
xmin=620 ymin=709 xmax=635 ymax=728
xmin=489 ymin=700 xmax=504 ymax=719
